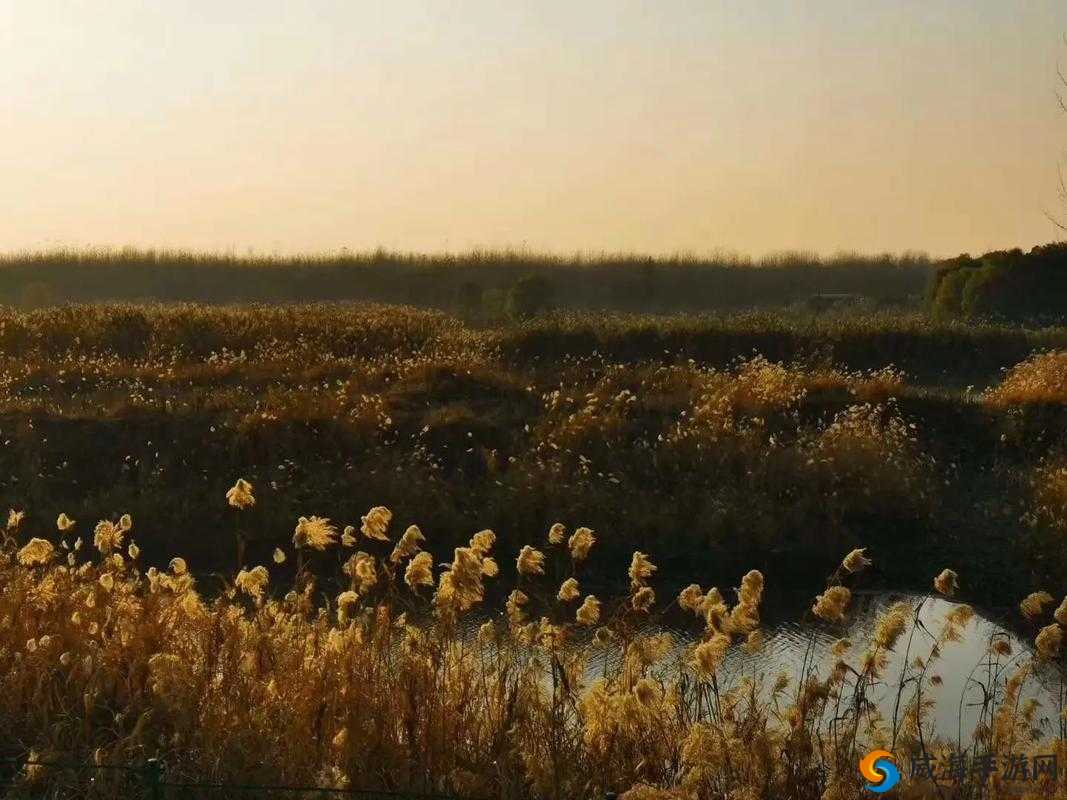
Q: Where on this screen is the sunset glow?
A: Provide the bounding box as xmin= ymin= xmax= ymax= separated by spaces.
xmin=2 ymin=1 xmax=1065 ymax=256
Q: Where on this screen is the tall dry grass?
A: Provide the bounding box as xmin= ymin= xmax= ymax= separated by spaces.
xmin=0 ymin=302 xmax=1064 ymax=600
xmin=0 ymin=492 xmax=1062 ymax=800
xmin=985 ymin=352 xmax=1067 ymax=407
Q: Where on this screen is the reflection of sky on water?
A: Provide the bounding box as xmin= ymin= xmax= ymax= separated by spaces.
xmin=713 ymin=592 xmax=1064 ymax=747
xmin=484 ymin=591 xmax=1064 ymax=747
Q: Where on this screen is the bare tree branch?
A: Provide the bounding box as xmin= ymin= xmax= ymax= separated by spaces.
xmin=1051 ymin=38 xmax=1067 ymax=230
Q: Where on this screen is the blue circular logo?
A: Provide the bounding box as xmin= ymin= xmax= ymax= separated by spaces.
xmin=860 ymin=750 xmax=901 ymax=793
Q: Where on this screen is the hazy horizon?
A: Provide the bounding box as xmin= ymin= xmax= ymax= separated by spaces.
xmin=3 ymin=1 xmax=1067 ymax=259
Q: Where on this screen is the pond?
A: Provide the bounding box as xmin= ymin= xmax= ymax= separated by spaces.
xmin=481 ymin=590 xmax=1064 ymax=748
xmin=699 ymin=591 xmax=1064 ymax=746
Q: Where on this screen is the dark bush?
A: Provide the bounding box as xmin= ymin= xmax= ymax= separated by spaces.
xmin=507 ymin=274 xmax=555 ymax=319
xmin=931 ymin=243 xmax=1067 ymax=322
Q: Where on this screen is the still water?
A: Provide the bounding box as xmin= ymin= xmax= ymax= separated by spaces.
xmin=695 ymin=591 xmax=1063 ymax=746
xmin=485 ymin=591 xmax=1064 ymax=748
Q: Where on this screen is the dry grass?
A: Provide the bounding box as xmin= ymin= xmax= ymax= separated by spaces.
xmin=0 ymin=303 xmax=1062 ymax=598
xmin=985 ymin=352 xmax=1067 ymax=407
xmin=0 ymin=304 xmax=1061 ymax=796
xmin=0 ymin=498 xmax=1062 ymax=799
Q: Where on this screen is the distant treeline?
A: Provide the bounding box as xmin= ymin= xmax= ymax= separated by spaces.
xmin=932 ymin=242 xmax=1067 ymax=322
xmin=0 ymin=248 xmax=932 ymax=314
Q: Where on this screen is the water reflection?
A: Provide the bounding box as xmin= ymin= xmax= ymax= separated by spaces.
xmin=709 ymin=592 xmax=1063 ymax=746
xmin=484 ymin=591 xmax=1064 ymax=747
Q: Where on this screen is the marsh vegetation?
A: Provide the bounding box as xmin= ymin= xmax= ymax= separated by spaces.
xmin=0 ymin=281 xmax=1062 ymax=797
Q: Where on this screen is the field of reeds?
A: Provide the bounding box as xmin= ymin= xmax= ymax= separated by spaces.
xmin=0 ymin=300 xmax=1065 ymax=797
xmin=0 ymin=502 xmax=1063 ymax=798
xmin=0 ymin=303 xmax=1064 ymax=600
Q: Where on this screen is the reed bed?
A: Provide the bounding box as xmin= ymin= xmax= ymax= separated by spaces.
xmin=0 ymin=304 xmax=1062 ymax=797
xmin=0 ymin=494 xmax=1062 ymax=799
xmin=0 ymin=304 xmax=1062 ymax=599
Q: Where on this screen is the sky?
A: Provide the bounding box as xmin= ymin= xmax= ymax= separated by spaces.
xmin=2 ymin=1 xmax=1066 ymax=259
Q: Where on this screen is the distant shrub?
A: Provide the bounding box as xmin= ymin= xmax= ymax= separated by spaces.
xmin=930 ymin=267 xmax=970 ymax=319
xmin=456 ymin=281 xmax=483 ymax=317
xmin=931 ymin=243 xmax=1067 ymax=321
xmin=507 ymin=275 xmax=556 ymax=319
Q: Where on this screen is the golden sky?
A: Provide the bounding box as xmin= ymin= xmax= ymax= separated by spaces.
xmin=2 ymin=1 xmax=1066 ymax=258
